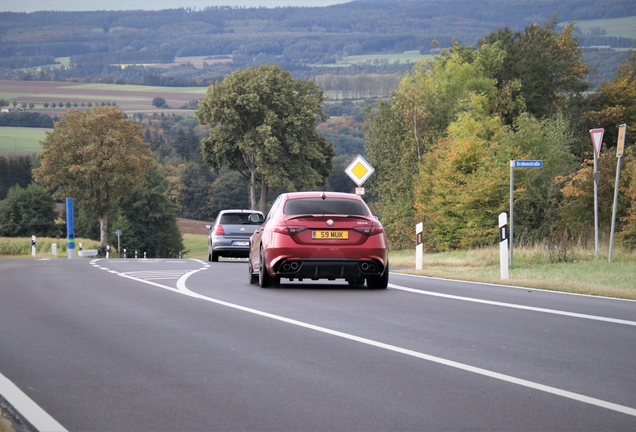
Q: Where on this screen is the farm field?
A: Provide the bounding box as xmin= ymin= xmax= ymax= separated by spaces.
xmin=0 ymin=127 xmax=47 ymax=153
xmin=0 ymin=80 xmax=208 ymax=114
xmin=560 ymin=16 xmax=636 ymax=39
xmin=336 ymin=52 xmax=433 ymax=66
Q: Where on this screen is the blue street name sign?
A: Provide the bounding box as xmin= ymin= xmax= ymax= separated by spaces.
xmin=513 ymin=160 xmax=543 ymax=168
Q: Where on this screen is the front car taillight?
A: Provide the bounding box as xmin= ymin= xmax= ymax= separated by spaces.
xmin=214 ymin=225 xmax=225 ymax=235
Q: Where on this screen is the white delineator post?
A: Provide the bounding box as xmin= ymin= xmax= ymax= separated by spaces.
xmin=499 ymin=213 xmax=509 ymax=279
xmin=31 ymin=235 xmax=36 ymax=257
xmin=415 ymin=222 xmax=423 ymax=270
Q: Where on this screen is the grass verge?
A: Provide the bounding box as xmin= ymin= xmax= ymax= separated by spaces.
xmin=0 ymin=237 xmax=100 ymax=258
xmin=390 ymin=246 xmax=636 ymax=299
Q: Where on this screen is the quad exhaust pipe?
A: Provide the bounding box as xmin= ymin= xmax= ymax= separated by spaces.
xmin=360 ymin=262 xmax=376 ymax=272
xmin=281 ymin=261 xmax=300 ymax=272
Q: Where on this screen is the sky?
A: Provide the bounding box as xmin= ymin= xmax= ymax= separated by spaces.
xmin=1 ymin=0 xmax=354 ymax=13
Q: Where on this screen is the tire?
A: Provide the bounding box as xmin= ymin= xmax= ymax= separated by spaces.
xmin=258 ymin=250 xmax=270 ymax=288
xmin=367 ymin=263 xmax=389 ymax=289
xmin=211 ymin=251 xmax=219 ymax=262
xmin=208 ymin=252 xmax=212 ymax=262
xmin=248 ymin=260 xmax=258 ymax=285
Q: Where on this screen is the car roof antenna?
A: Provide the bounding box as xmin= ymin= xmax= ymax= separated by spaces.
xmin=321 ymin=192 xmax=327 ymax=200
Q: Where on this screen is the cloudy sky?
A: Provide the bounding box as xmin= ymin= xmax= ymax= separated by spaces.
xmin=2 ymin=0 xmax=354 ymax=12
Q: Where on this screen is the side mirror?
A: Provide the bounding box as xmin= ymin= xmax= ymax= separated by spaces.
xmin=373 ymin=215 xmax=380 ymax=221
xmin=249 ymin=213 xmax=264 ymax=224
xmin=205 ymin=224 xmax=212 ymax=230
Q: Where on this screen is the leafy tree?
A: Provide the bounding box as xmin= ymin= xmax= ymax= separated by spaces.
xmin=152 ymin=97 xmax=167 ymax=108
xmin=112 ymin=166 xmax=185 ymax=258
xmin=204 ymin=170 xmax=250 ymax=220
xmin=34 ymin=107 xmax=154 ymax=248
xmin=0 ymin=183 xmax=58 ymax=237
xmin=196 ymin=64 xmax=334 ymax=211
xmin=479 ymin=21 xmax=589 ymax=122
xmin=0 ymin=155 xmax=34 ymax=200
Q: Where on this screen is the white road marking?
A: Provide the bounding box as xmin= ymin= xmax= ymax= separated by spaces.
xmin=0 ymin=372 xmax=67 ymax=432
xmin=91 ymin=259 xmax=636 ymax=418
xmin=388 ymin=283 xmax=636 ymax=327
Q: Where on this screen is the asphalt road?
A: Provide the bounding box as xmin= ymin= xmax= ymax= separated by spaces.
xmin=1 ymin=257 xmax=636 ymax=431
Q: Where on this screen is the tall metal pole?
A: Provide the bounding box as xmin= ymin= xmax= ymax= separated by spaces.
xmin=609 ymin=124 xmax=627 ymax=262
xmin=609 ymin=156 xmax=622 ymax=262
xmin=509 ymin=160 xmax=514 ymax=266
xmin=594 ymin=155 xmax=599 ymax=259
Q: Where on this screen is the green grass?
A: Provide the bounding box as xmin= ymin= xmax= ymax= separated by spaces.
xmin=182 ymin=234 xmax=208 ymax=259
xmin=559 ymin=16 xmax=636 ymax=39
xmin=0 ymin=127 xmax=48 ymax=153
xmin=391 ymin=245 xmax=636 ymax=299
xmin=0 ymin=237 xmax=100 ymax=258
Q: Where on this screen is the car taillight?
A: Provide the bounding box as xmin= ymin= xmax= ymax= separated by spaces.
xmin=214 ymin=225 xmax=225 ymax=235
xmin=352 ymin=225 xmax=385 ymax=236
xmin=273 ymin=225 xmax=307 ymax=235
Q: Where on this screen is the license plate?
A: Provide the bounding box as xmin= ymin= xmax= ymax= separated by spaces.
xmin=312 ymin=230 xmax=348 ymax=240
xmin=232 ymin=241 xmax=249 ymax=246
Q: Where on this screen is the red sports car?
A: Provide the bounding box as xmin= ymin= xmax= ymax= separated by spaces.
xmin=248 ymin=191 xmax=389 ymax=288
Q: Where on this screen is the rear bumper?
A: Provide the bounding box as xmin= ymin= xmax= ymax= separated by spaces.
xmin=273 ymin=258 xmax=386 ymax=280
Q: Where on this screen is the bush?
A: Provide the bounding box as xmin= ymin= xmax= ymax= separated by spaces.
xmin=0 ymin=184 xmax=58 ymax=237
xmin=152 ymin=97 xmax=167 ymax=108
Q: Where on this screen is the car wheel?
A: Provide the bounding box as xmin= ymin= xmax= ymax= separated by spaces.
xmin=248 ymin=260 xmax=258 ymax=285
xmin=367 ymin=263 xmax=389 ymax=289
xmin=208 ymin=252 xmax=212 ymax=262
xmin=258 ymin=250 xmax=270 ymax=288
xmin=211 ymin=251 xmax=219 ymax=262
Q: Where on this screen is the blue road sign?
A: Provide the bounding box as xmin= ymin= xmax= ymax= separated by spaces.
xmin=513 ymin=160 xmax=543 ymax=168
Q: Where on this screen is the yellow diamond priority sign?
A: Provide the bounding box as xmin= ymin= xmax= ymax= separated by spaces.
xmin=345 ymin=155 xmax=375 ymax=187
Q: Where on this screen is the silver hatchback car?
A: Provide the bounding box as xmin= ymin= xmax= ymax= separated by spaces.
xmin=206 ymin=209 xmax=264 ymax=262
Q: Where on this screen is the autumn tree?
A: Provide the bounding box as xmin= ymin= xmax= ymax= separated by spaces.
xmin=34 ymin=107 xmax=154 ymax=249
xmin=196 ymin=64 xmax=334 ymax=211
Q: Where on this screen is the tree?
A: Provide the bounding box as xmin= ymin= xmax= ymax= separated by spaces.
xmin=112 ymin=166 xmax=185 ymax=258
xmin=34 ymin=107 xmax=154 ymax=249
xmin=196 ymin=64 xmax=334 ymax=211
xmin=0 ymin=184 xmax=58 ymax=237
xmin=152 ymin=97 xmax=167 ymax=108
xmin=479 ymin=20 xmax=588 ymax=122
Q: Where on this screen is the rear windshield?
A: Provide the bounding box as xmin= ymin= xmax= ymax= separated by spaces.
xmin=219 ymin=213 xmax=260 ymax=225
xmin=283 ymin=198 xmax=369 ymax=216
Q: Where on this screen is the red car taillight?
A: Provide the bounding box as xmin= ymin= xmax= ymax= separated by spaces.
xmin=273 ymin=225 xmax=307 ymax=235
xmin=352 ymin=225 xmax=385 ymax=236
xmin=214 ymin=225 xmax=225 ymax=235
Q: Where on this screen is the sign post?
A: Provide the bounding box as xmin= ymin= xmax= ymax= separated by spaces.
xmin=609 ymin=124 xmax=626 ymax=262
xmin=499 ymin=212 xmax=509 ymax=279
xmin=509 ymin=160 xmax=543 ymax=266
xmin=66 ymin=197 xmax=75 ymax=259
xmin=590 ymin=128 xmax=604 ymax=259
xmin=415 ymin=222 xmax=423 ymax=270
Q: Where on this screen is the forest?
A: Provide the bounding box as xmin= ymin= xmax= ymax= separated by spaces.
xmin=0 ymin=0 xmax=634 ymax=88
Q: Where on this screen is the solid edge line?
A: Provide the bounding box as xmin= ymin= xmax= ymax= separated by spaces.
xmin=388 ymin=283 xmax=636 ymax=327
xmin=0 ymin=372 xmax=67 ymax=432
xmin=391 ymin=271 xmax=636 ymax=303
